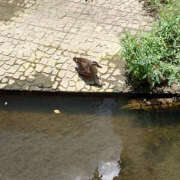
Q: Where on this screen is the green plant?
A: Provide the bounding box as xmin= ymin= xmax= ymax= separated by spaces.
xmin=121 ymin=1 xmax=180 ymax=89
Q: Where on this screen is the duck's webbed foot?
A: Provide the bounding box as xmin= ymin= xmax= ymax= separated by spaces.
xmin=75 ymin=67 xmax=78 ymax=71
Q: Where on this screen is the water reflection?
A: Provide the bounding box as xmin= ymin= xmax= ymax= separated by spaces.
xmin=98 ymin=160 xmax=120 ymax=180
xmin=0 ymin=95 xmax=122 ymax=180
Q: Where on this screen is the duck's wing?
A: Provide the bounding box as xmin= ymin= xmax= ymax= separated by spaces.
xmin=75 ymin=58 xmax=92 ymax=77
xmin=80 ymin=62 xmax=91 ymax=74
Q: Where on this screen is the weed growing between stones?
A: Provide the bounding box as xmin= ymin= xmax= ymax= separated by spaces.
xmin=120 ymin=0 xmax=180 ymax=90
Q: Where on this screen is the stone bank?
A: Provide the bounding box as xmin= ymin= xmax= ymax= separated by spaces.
xmin=0 ymin=0 xmax=154 ymax=92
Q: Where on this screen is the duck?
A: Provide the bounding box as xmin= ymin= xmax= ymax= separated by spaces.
xmin=73 ymin=57 xmax=102 ymax=86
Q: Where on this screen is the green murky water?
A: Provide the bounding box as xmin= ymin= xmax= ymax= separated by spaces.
xmin=0 ymin=94 xmax=179 ymax=180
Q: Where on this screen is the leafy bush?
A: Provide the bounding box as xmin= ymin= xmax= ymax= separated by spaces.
xmin=121 ymin=1 xmax=180 ymax=89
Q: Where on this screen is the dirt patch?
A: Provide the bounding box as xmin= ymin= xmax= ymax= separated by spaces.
xmin=139 ymin=0 xmax=169 ymax=17
xmin=0 ymin=0 xmax=36 ymax=21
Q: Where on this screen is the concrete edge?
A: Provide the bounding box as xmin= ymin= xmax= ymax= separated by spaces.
xmin=0 ymin=89 xmax=179 ymax=99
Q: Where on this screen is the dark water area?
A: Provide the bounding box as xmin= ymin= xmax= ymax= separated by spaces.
xmin=0 ymin=94 xmax=180 ymax=180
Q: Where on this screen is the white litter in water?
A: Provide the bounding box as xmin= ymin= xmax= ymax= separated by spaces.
xmin=53 ymin=109 xmax=61 ymax=114
xmin=4 ymin=101 xmax=8 ymax=106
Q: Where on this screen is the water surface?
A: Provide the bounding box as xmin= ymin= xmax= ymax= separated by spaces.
xmin=0 ymin=94 xmax=179 ymax=180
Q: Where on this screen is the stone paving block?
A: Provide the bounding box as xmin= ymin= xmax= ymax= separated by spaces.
xmin=35 ymin=64 xmax=45 ymax=72
xmin=52 ymin=81 xmax=59 ymax=89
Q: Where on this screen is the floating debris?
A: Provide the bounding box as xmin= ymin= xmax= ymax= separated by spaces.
xmin=53 ymin=109 xmax=61 ymax=114
xmin=4 ymin=101 xmax=8 ymax=106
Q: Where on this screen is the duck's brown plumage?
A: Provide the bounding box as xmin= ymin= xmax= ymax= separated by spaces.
xmin=73 ymin=57 xmax=102 ymax=78
xmin=73 ymin=57 xmax=102 ymax=86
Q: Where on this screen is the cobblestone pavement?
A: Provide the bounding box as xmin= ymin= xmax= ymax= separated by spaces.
xmin=0 ymin=0 xmax=154 ymax=92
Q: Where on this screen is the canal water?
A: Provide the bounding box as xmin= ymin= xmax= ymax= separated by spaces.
xmin=0 ymin=94 xmax=179 ymax=180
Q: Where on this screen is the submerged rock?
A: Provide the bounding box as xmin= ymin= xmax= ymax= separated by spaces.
xmin=121 ymin=98 xmax=180 ymax=111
